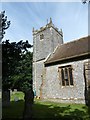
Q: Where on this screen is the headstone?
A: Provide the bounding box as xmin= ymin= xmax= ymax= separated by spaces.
xmin=14 ymin=96 xmax=19 ymax=102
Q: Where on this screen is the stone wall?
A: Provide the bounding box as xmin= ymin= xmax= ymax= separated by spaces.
xmin=33 ymin=60 xmax=45 ymax=97
xmin=33 ymin=23 xmax=63 ymax=97
xmin=42 ymin=59 xmax=89 ymax=104
xmin=33 ymin=26 xmax=63 ymax=62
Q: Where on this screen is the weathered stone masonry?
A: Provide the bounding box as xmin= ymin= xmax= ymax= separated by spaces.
xmin=33 ymin=19 xmax=63 ymax=97
xmin=44 ymin=59 xmax=89 ymax=104
xmin=33 ymin=19 xmax=90 ymax=104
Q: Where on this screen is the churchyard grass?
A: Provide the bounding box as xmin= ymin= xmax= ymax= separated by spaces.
xmin=10 ymin=91 xmax=24 ymax=101
xmin=2 ymin=91 xmax=24 ymax=119
xmin=2 ymin=92 xmax=90 ymax=119
xmin=33 ymin=100 xmax=90 ymax=120
xmin=2 ymin=100 xmax=24 ymax=119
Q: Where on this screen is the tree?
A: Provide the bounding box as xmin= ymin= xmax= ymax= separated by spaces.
xmin=2 ymin=40 xmax=34 ymax=119
xmin=0 ymin=11 xmax=10 ymax=108
xmin=0 ymin=11 xmax=10 ymax=41
xmin=13 ymin=51 xmax=34 ymax=119
xmin=82 ymin=0 xmax=90 ymax=4
xmin=1 ymin=10 xmax=34 ymax=119
xmin=2 ymin=40 xmax=32 ymax=90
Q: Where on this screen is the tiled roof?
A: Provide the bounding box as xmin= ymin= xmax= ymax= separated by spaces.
xmin=45 ymin=36 xmax=90 ymax=64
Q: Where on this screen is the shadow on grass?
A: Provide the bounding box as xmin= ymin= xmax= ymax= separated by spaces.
xmin=2 ymin=100 xmax=24 ymax=120
xmin=2 ymin=100 xmax=90 ymax=120
xmin=33 ymin=102 xmax=90 ymax=120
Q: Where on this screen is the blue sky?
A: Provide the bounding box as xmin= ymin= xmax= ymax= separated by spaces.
xmin=2 ymin=2 xmax=88 ymax=45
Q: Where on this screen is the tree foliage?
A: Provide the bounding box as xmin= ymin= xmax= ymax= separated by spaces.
xmin=0 ymin=11 xmax=10 ymax=41
xmin=11 ymin=51 xmax=33 ymax=92
xmin=82 ymin=0 xmax=90 ymax=3
xmin=1 ymin=10 xmax=34 ymax=119
xmin=2 ymin=40 xmax=33 ymax=92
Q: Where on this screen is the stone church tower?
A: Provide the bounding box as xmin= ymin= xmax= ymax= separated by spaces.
xmin=33 ymin=18 xmax=63 ymax=98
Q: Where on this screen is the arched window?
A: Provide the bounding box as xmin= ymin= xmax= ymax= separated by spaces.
xmin=58 ymin=65 xmax=73 ymax=86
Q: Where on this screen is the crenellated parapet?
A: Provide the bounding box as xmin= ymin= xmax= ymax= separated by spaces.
xmin=32 ymin=18 xmax=63 ymax=37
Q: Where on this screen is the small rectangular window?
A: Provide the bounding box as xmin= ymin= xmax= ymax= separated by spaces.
xmin=58 ymin=65 xmax=73 ymax=86
xmin=40 ymin=34 xmax=44 ymax=40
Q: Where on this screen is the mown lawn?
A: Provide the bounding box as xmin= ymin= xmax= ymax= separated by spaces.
xmin=2 ymin=100 xmax=24 ymax=119
xmin=10 ymin=91 xmax=24 ymax=101
xmin=2 ymin=92 xmax=90 ymax=120
xmin=2 ymin=92 xmax=24 ymax=119
xmin=33 ymin=100 xmax=90 ymax=120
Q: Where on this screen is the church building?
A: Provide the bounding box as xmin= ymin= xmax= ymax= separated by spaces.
xmin=33 ymin=18 xmax=90 ymax=104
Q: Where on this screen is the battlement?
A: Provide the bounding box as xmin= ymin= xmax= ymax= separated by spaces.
xmin=33 ymin=18 xmax=63 ymax=37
